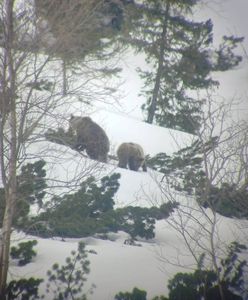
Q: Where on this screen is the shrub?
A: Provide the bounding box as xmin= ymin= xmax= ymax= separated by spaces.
xmin=6 ymin=278 xmax=43 ymax=300
xmin=115 ymin=287 xmax=147 ymax=300
xmin=10 ymin=240 xmax=38 ymax=266
xmin=46 ymin=242 xmax=94 ymax=300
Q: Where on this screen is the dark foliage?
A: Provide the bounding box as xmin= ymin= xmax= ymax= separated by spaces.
xmin=46 ymin=242 xmax=92 ymax=300
xmin=146 ymin=138 xmax=209 ymax=194
xmin=199 ymin=183 xmax=248 ymax=219
xmin=167 ymin=242 xmax=246 ymax=300
xmin=34 ymin=0 xmax=133 ymax=61
xmin=121 ymin=0 xmax=243 ymax=134
xmin=28 ymin=173 xmax=177 ymax=239
xmin=147 ymin=138 xmax=248 ymax=219
xmin=5 ymin=278 xmax=43 ymax=300
xmin=114 ymin=202 xmax=178 ymax=240
xmin=45 ymin=127 xmax=76 ymax=149
xmin=115 ymin=287 xmax=147 ymax=300
xmin=168 ymin=269 xmax=217 ymax=300
xmin=115 ymin=242 xmax=247 ymax=300
xmin=0 ymin=160 xmax=47 ymax=228
xmin=10 ymin=240 xmax=38 ymax=266
xmin=30 ymin=173 xmax=120 ymax=238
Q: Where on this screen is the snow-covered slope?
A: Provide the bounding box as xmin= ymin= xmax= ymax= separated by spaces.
xmin=10 ymin=213 xmax=247 ymax=300
xmin=8 ymin=1 xmax=248 ymax=297
xmin=9 ymin=112 xmax=248 ymax=300
xmin=27 ymin=108 xmax=193 ymax=208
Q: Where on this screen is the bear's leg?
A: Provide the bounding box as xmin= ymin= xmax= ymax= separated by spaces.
xmin=73 ymin=134 xmax=86 ymax=151
xmin=128 ymin=157 xmax=139 ymax=171
xmin=118 ymin=157 xmax=128 ymax=169
xmin=98 ymin=153 xmax=108 ymax=163
xmin=86 ymin=147 xmax=99 ymax=161
xmin=142 ymin=162 xmax=147 ymax=172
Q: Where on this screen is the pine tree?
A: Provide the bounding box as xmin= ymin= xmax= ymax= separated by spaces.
xmin=10 ymin=240 xmax=38 ymax=266
xmin=5 ymin=278 xmax=43 ymax=300
xmin=46 ymin=242 xmax=92 ymax=300
xmin=32 ymin=173 xmax=120 ymax=238
xmin=147 ymin=138 xmax=210 ymax=195
xmin=0 ymin=160 xmax=47 ymax=229
xmin=34 ymin=0 xmax=130 ymax=61
xmin=34 ymin=0 xmax=132 ymax=95
xmin=167 ymin=242 xmax=246 ymax=300
xmin=115 ymin=287 xmax=147 ymax=300
xmin=122 ymin=0 xmax=243 ymax=133
xmin=117 ymin=242 xmax=246 ymax=300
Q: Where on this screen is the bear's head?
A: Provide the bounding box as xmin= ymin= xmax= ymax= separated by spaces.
xmin=69 ymin=115 xmax=92 ymax=130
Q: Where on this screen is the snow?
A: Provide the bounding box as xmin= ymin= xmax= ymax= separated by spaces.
xmin=6 ymin=1 xmax=248 ymax=299
xmin=10 ymin=230 xmax=169 ymax=299
xmin=10 ymin=211 xmax=248 ymax=300
xmin=9 ymin=113 xmax=248 ymax=300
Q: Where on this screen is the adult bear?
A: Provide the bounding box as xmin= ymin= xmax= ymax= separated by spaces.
xmin=69 ymin=115 xmax=110 ymax=163
xmin=117 ymin=142 xmax=147 ymax=172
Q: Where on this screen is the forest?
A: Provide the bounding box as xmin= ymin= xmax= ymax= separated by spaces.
xmin=0 ymin=0 xmax=247 ymax=299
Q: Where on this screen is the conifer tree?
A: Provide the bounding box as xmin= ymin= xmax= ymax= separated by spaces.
xmin=123 ymin=0 xmax=243 ymax=133
xmin=34 ymin=0 xmax=132 ymax=95
xmin=46 ymin=242 xmax=92 ymax=300
xmin=0 ymin=160 xmax=47 ymax=229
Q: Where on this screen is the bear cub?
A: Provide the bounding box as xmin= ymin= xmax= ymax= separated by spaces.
xmin=117 ymin=142 xmax=147 ymax=172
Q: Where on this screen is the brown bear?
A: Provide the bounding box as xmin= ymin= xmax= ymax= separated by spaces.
xmin=69 ymin=115 xmax=110 ymax=163
xmin=117 ymin=142 xmax=147 ymax=172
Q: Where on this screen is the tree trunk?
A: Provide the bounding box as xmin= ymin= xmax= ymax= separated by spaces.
xmin=147 ymin=3 xmax=170 ymax=124
xmin=62 ymin=58 xmax=68 ymax=96
xmin=0 ymin=0 xmax=17 ymax=297
xmin=0 ymin=186 xmax=16 ymax=298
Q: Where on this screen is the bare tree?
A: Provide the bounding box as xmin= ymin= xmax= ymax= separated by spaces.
xmin=152 ymin=97 xmax=248 ymax=300
xmin=0 ymin=0 xmax=124 ymax=297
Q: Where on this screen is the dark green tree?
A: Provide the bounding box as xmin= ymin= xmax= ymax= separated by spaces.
xmin=146 ymin=138 xmax=213 ymax=194
xmin=32 ymin=173 xmax=120 ymax=238
xmin=5 ymin=278 xmax=43 ymax=300
xmin=115 ymin=242 xmax=247 ymax=300
xmin=198 ymin=182 xmax=248 ymax=219
xmin=30 ymin=172 xmax=177 ymax=239
xmin=33 ymin=0 xmax=132 ymax=95
xmin=115 ymin=287 xmax=147 ymax=300
xmin=167 ymin=242 xmax=246 ymax=300
xmin=0 ymin=160 xmax=47 ymax=229
xmin=147 ymin=137 xmax=248 ymax=219
xmin=114 ymin=204 xmax=178 ymax=240
xmin=10 ymin=240 xmax=38 ymax=266
xmin=123 ymin=0 xmax=243 ymax=133
xmin=46 ymin=242 xmax=92 ymax=300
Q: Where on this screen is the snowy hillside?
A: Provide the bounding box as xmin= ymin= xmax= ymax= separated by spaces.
xmin=9 ymin=114 xmax=248 ymax=299
xmin=27 ymin=108 xmax=193 ymax=207
xmin=6 ymin=1 xmax=248 ymax=298
xmin=10 ymin=213 xmax=247 ymax=300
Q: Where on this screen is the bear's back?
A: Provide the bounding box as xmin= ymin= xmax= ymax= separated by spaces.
xmin=117 ymin=142 xmax=144 ymax=158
